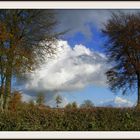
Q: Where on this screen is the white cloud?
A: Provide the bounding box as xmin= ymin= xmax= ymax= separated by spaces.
xmin=24 ymin=40 xmax=108 ymax=93
xmin=99 ymin=96 xmax=134 ymax=107
xmin=15 ymin=40 xmax=108 ymax=106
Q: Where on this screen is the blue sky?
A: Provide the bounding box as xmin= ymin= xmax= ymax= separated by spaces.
xmin=63 ymin=23 xmax=107 ymax=53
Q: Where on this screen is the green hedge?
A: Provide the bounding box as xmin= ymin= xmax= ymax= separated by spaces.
xmin=0 ymin=105 xmax=139 ymax=131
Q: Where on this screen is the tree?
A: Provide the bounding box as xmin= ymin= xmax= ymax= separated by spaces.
xmin=29 ymin=99 xmax=35 ymax=107
xmin=103 ymin=12 xmax=140 ymax=107
xmin=9 ymin=91 xmax=22 ymax=111
xmin=55 ymin=95 xmax=62 ymax=108
xmin=65 ymin=101 xmax=78 ymax=109
xmin=65 ymin=103 xmax=71 ymax=109
xmin=36 ymin=92 xmax=45 ymax=106
xmin=0 ymin=10 xmax=60 ymax=109
xmin=0 ymin=22 xmax=11 ymax=110
xmin=71 ymin=101 xmax=78 ymax=108
xmin=80 ymin=100 xmax=94 ymax=108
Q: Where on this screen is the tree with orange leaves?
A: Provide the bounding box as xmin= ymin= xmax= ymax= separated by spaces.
xmin=9 ymin=91 xmax=22 ymax=111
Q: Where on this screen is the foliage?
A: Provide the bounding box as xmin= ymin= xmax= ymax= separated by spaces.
xmin=8 ymin=91 xmax=22 ymax=111
xmin=65 ymin=102 xmax=78 ymax=109
xmin=0 ymin=104 xmax=139 ymax=131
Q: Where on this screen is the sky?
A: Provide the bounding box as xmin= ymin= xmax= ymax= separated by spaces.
xmin=15 ymin=9 xmax=139 ymax=107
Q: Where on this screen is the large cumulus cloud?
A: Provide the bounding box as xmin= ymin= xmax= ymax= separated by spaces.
xmin=25 ymin=40 xmax=108 ymax=94
xmin=16 ymin=40 xmax=108 ymax=106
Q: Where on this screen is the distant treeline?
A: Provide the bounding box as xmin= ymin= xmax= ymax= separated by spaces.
xmin=7 ymin=91 xmax=95 ymax=110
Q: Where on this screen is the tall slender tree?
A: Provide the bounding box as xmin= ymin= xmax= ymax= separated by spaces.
xmin=103 ymin=12 xmax=140 ymax=107
xmin=36 ymin=92 xmax=45 ymax=106
xmin=0 ymin=22 xmax=11 ymax=110
xmin=55 ymin=95 xmax=62 ymax=108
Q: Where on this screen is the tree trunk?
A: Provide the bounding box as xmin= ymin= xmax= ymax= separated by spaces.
xmin=137 ymin=74 xmax=140 ymax=108
xmin=3 ymin=71 xmax=12 ymax=110
xmin=0 ymin=83 xmax=4 ymax=110
xmin=3 ymin=41 xmax=13 ymax=110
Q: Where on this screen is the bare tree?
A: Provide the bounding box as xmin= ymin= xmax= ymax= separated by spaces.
xmin=55 ymin=95 xmax=62 ymax=108
xmin=103 ymin=12 xmax=140 ymax=107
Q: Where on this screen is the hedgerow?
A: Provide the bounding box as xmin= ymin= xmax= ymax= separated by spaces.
xmin=0 ymin=105 xmax=139 ymax=131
